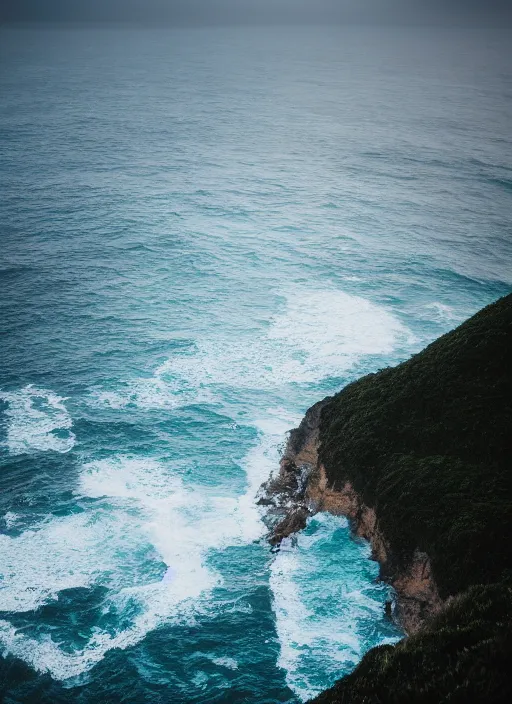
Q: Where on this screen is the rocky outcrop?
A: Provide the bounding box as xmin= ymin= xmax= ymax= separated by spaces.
xmin=257 ymin=400 xmax=326 ymax=547
xmin=258 ymin=399 xmax=443 ymax=634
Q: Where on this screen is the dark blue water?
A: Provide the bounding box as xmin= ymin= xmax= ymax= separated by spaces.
xmin=0 ymin=25 xmax=511 ymax=704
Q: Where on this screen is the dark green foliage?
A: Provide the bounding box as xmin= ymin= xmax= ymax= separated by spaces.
xmin=310 ymin=294 xmax=512 ymax=703
xmin=310 ymin=583 xmax=512 ymax=704
xmin=319 ymin=293 xmax=512 ymax=598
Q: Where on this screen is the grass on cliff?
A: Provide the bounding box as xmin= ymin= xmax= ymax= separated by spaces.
xmin=319 ymin=293 xmax=512 ymax=599
xmin=311 ymin=581 xmax=512 ymax=704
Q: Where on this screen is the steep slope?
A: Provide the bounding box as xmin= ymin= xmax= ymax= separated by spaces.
xmin=319 ymin=292 xmax=512 ymax=601
xmin=260 ymin=293 xmax=512 ymax=702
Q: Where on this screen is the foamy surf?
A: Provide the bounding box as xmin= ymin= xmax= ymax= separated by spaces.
xmin=0 ymin=289 xmax=410 ymax=685
xmin=0 ymin=588 xmax=201 ymax=682
xmin=268 ymin=289 xmax=415 ymax=377
xmin=270 ymin=514 xmax=400 ymax=701
xmin=155 ymin=288 xmax=415 ymax=391
xmin=86 ymin=377 xmax=216 ymax=411
xmin=0 ymin=386 xmax=75 ymax=455
xmin=0 ymin=433 xmax=277 ymax=680
xmin=0 ymin=455 xmax=219 ymax=679
xmin=85 ymin=287 xmax=414 ymax=421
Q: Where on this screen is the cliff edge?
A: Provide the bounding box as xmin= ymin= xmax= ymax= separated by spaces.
xmin=259 ymin=292 xmax=512 ymax=702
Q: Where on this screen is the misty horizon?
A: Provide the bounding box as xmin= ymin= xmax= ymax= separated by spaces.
xmin=2 ymin=0 xmax=512 ymax=27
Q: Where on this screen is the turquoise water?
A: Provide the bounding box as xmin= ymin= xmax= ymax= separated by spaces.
xmin=0 ymin=25 xmax=511 ymax=704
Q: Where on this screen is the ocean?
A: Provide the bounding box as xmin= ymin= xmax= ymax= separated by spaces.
xmin=0 ymin=24 xmax=510 ymax=704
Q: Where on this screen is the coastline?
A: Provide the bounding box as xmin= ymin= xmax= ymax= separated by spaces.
xmin=258 ymin=400 xmax=443 ymax=635
xmin=258 ymin=293 xmax=512 ymax=703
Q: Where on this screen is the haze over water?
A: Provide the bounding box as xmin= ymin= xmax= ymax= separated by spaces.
xmin=0 ymin=24 xmax=511 ymax=704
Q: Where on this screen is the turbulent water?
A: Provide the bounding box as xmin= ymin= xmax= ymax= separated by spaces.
xmin=0 ymin=24 xmax=511 ymax=704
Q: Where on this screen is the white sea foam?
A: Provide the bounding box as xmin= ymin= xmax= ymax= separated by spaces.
xmin=155 ymin=288 xmax=414 ymax=392
xmin=268 ymin=289 xmax=412 ymax=374
xmin=87 ymin=378 xmax=216 ymax=412
xmin=85 ymin=288 xmax=412 ymax=413
xmin=0 ymin=289 xmax=409 ymax=682
xmin=0 ymin=506 xmax=163 ymax=614
xmin=0 ymin=445 xmax=274 ymax=680
xmin=270 ymin=514 xmax=399 ymax=701
xmin=0 ymin=458 xmax=217 ymax=678
xmin=0 ymin=514 xmax=98 ymax=612
xmin=423 ymin=301 xmax=459 ymax=323
xmin=0 ymin=588 xmax=199 ymax=681
xmin=210 ymin=656 xmax=238 ymax=670
xmin=3 ymin=512 xmax=19 ymax=529
xmin=0 ymin=386 xmax=75 ymax=455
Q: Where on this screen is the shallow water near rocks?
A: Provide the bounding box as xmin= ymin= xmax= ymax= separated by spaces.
xmin=0 ymin=24 xmax=511 ymax=704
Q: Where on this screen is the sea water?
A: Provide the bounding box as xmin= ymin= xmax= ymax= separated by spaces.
xmin=0 ymin=25 xmax=510 ymax=704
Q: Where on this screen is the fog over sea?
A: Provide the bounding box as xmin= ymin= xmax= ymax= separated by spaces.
xmin=0 ymin=24 xmax=511 ymax=704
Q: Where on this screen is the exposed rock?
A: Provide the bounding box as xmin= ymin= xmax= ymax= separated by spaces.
xmin=259 ymin=399 xmax=443 ymax=634
xmin=257 ymin=400 xmax=328 ymax=546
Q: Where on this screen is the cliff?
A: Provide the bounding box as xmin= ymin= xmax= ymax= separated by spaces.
xmin=259 ymin=292 xmax=512 ymax=702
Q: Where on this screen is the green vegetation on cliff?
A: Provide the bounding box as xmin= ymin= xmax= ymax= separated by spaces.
xmin=312 ymin=293 xmax=512 ymax=703
xmin=319 ymin=293 xmax=512 ymax=599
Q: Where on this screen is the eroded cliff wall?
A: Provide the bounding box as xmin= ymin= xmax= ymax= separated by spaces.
xmin=259 ymin=400 xmax=443 ymax=634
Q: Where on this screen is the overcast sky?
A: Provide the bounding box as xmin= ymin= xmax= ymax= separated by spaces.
xmin=1 ymin=0 xmax=511 ymax=26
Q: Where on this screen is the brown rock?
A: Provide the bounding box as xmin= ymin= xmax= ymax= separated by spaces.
xmin=258 ymin=397 xmax=444 ymax=634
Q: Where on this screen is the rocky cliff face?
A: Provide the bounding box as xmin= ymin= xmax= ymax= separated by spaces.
xmin=258 ymin=400 xmax=325 ymax=547
xmin=259 ymin=400 xmax=442 ymax=634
